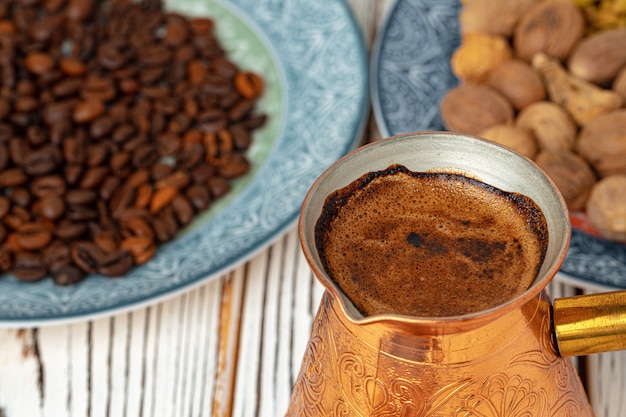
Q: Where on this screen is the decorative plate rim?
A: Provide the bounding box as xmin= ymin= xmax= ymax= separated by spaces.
xmin=370 ymin=0 xmax=626 ymax=291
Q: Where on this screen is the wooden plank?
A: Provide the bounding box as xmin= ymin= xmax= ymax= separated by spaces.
xmin=0 ymin=329 xmax=42 ymax=417
xmin=90 ymin=319 xmax=111 ymax=417
xmin=68 ymin=321 xmax=90 ymax=417
xmin=125 ymin=308 xmax=148 ymax=417
xmin=109 ymin=313 xmax=130 ymax=417
xmin=231 ymin=252 xmax=268 ymax=417
xmin=38 ymin=325 xmax=70 ymax=417
xmin=213 ymin=268 xmax=245 ymax=417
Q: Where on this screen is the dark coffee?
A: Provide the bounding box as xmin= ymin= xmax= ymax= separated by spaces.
xmin=315 ymin=165 xmax=549 ymax=317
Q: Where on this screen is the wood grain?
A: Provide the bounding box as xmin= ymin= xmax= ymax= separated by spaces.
xmin=1 ymin=2 xmax=625 ymax=417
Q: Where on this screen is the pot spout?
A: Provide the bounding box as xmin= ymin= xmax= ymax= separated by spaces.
xmin=553 ymin=289 xmax=626 ymax=356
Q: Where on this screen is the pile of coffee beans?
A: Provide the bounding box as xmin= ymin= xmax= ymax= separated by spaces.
xmin=0 ymin=0 xmax=267 ymax=285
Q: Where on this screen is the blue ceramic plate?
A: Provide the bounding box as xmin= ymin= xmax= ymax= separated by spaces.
xmin=0 ymin=0 xmax=369 ymax=326
xmin=371 ymin=0 xmax=626 ymax=290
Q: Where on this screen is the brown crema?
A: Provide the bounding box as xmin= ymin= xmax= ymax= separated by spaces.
xmin=315 ymin=165 xmax=549 ymax=317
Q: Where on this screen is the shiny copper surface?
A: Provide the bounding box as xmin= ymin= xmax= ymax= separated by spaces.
xmin=286 ymin=132 xmax=626 ymax=416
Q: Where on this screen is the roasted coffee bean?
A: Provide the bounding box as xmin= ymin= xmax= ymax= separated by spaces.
xmin=132 ymin=143 xmax=159 ymax=168
xmin=208 ymin=176 xmax=230 ymax=198
xmin=120 ymin=236 xmax=155 ymax=264
xmin=110 ymin=186 xmax=136 ymax=216
xmin=93 ymin=234 xmax=118 ymax=252
xmin=155 ymin=170 xmax=190 ymax=190
xmin=111 ymin=123 xmax=135 ymax=143
xmin=65 ymin=164 xmax=83 ymax=185
xmin=71 ymin=241 xmax=104 ymax=273
xmin=191 ymin=164 xmax=216 ymax=183
xmin=43 ymin=240 xmax=71 ymax=273
xmin=73 ymin=99 xmax=105 ymax=123
xmin=51 ymin=77 xmax=82 ymax=97
xmin=16 ymin=222 xmax=52 ymax=251
xmin=13 ymin=251 xmax=47 ymax=281
xmin=34 ymin=195 xmax=65 ymax=220
xmin=228 ymin=100 xmax=253 ymax=122
xmin=99 ymin=176 xmax=121 ymax=201
xmin=66 ymin=189 xmax=98 ymax=205
xmin=134 ymin=184 xmax=152 ymax=209
xmin=152 ymin=215 xmax=176 ymax=243
xmin=53 ymin=265 xmax=86 ymax=286
xmin=230 ymin=125 xmax=252 ymax=150
xmin=86 ymin=142 xmax=110 ymax=167
xmin=79 ymin=166 xmax=110 ymax=189
xmin=26 ymin=126 xmax=48 ymax=147
xmin=218 ymin=153 xmax=250 ymax=179
xmin=97 ymin=42 xmax=126 ymax=70
xmin=97 ymin=249 xmax=133 ymax=277
xmin=66 ymin=204 xmax=99 ymax=221
xmin=55 ymin=220 xmax=87 ymax=240
xmin=124 ymin=169 xmax=150 ymax=189
xmin=14 ymin=96 xmax=39 ymax=112
xmin=0 ymin=167 xmax=27 ymax=187
xmin=9 ymin=137 xmax=29 ymax=166
xmin=151 ymin=162 xmax=173 ymax=182
xmin=24 ymin=51 xmax=55 ymax=74
xmin=234 ymin=72 xmax=264 ymax=99
xmin=63 ymin=136 xmax=86 ymax=164
xmin=121 ymin=216 xmax=154 ymax=240
xmin=59 ymin=57 xmax=87 ymax=76
xmin=185 ymin=183 xmax=210 ymax=211
xmin=9 ymin=187 xmax=31 ymax=207
xmin=24 ymin=145 xmax=62 ymax=175
xmin=89 ymin=116 xmax=117 ymax=139
xmin=150 ymin=186 xmax=177 ymax=214
xmin=171 ymin=194 xmax=194 ymax=226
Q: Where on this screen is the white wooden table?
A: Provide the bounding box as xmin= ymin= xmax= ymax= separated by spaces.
xmin=1 ymin=2 xmax=624 ymax=417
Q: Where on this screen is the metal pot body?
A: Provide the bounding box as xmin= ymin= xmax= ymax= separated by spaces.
xmin=288 ymin=132 xmax=594 ymax=416
xmin=286 ymin=289 xmax=593 ymax=416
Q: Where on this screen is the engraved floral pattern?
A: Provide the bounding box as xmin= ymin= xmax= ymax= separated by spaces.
xmin=287 ymin=294 xmax=592 ymax=417
xmin=457 ymin=374 xmax=548 ymax=417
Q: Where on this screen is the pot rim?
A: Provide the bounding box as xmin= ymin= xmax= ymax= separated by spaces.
xmin=298 ymin=131 xmax=571 ymax=329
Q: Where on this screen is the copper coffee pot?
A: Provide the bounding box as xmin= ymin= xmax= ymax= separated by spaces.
xmin=286 ymin=132 xmax=626 ymax=417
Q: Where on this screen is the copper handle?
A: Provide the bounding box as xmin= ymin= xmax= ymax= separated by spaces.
xmin=553 ymin=290 xmax=626 ymax=357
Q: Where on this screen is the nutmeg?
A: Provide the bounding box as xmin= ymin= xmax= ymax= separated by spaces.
xmin=534 ymin=150 xmax=596 ymax=211
xmin=577 ymin=109 xmax=626 ymax=177
xmin=487 ymin=59 xmax=546 ymax=110
xmin=514 ymin=0 xmax=585 ymax=62
xmin=440 ymin=84 xmax=514 ymax=135
xmin=586 ymin=175 xmax=626 ymax=242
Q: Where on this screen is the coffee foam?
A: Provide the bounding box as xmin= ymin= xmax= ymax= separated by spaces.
xmin=315 ymin=165 xmax=549 ymax=317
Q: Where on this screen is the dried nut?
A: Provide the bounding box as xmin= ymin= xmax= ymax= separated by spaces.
xmin=586 ymin=175 xmax=626 ymax=242
xmin=451 ymin=32 xmax=513 ymax=83
xmin=478 ymin=124 xmax=538 ymax=159
xmin=534 ymin=150 xmax=597 ymax=211
xmin=568 ymin=27 xmax=626 ymax=86
xmin=532 ymin=52 xmax=623 ymax=126
xmin=577 ymin=109 xmax=626 ymax=178
xmin=440 ymin=84 xmax=514 ymax=135
xmin=516 ymin=101 xmax=577 ymax=152
xmin=514 ymin=0 xmax=585 ymax=62
xmin=459 ymin=0 xmax=539 ymax=36
xmin=487 ymin=59 xmax=545 ymax=110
